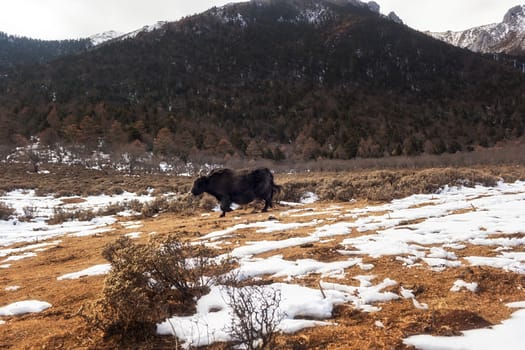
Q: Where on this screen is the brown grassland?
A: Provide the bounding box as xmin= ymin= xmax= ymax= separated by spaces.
xmin=0 ymin=160 xmax=525 ymax=349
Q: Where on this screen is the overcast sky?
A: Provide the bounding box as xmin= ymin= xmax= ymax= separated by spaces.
xmin=0 ymin=0 xmax=521 ymax=40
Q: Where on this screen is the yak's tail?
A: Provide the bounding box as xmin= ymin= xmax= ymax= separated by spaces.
xmin=272 ymin=181 xmax=282 ymax=195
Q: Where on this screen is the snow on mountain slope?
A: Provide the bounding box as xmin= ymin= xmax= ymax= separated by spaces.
xmin=429 ymin=5 xmax=525 ymax=55
xmin=89 ymin=30 xmax=124 ymax=46
xmin=211 ymin=0 xmax=401 ymax=27
xmin=88 ymin=21 xmax=167 ymax=46
xmin=116 ymin=21 xmax=168 ymax=41
xmin=89 ymin=1 xmax=403 ymax=47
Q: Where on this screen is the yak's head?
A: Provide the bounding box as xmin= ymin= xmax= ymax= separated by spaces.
xmin=191 ymin=176 xmax=208 ymax=196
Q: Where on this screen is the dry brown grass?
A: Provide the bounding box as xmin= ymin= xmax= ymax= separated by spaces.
xmin=2 ymin=162 xmax=524 ymax=205
xmin=0 ymin=163 xmax=193 ymax=197
xmin=3 ymin=201 xmax=523 ymax=350
xmin=275 ymin=166 xmax=522 ymax=202
xmin=1 ymin=163 xmax=525 ymax=349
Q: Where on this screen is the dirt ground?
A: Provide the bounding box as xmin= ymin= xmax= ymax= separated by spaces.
xmin=1 ymin=192 xmax=524 ymax=350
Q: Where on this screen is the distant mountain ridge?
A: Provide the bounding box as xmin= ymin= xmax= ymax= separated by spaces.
xmin=0 ymin=23 xmax=167 ymax=69
xmin=89 ymin=0 xmax=402 ymax=45
xmin=429 ymin=5 xmax=525 ymax=55
xmin=0 ymin=32 xmax=91 ymax=70
xmin=0 ymin=0 xmax=405 ymax=70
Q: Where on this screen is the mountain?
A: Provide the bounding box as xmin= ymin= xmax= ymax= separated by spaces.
xmin=0 ymin=0 xmax=524 ymax=162
xmin=0 ymin=32 xmax=92 ymax=70
xmin=429 ymin=5 xmax=525 ymax=55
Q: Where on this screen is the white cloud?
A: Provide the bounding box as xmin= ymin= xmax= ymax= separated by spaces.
xmin=0 ymin=0 xmax=236 ymax=39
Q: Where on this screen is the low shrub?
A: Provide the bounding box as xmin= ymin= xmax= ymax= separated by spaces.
xmin=127 ymin=199 xmax=144 ymax=213
xmin=165 ymin=193 xmax=201 ymax=216
xmin=276 ymin=167 xmax=505 ymax=203
xmin=83 ymin=235 xmax=233 ymax=342
xmin=97 ymin=203 xmax=127 ymax=217
xmin=47 ymin=207 xmax=96 ymax=225
xmin=140 ymin=196 xmax=169 ymax=218
xmin=279 ymin=182 xmax=314 ymax=203
xmin=199 ymin=194 xmax=217 ymax=211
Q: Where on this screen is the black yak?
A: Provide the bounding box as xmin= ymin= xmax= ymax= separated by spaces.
xmin=191 ymin=168 xmax=281 ymax=217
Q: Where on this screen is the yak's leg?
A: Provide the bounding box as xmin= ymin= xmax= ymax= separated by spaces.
xmin=220 ymin=196 xmax=233 ymax=217
xmin=262 ymin=193 xmax=273 ymax=212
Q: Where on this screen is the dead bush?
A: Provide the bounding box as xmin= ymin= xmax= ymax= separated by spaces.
xmin=151 ymin=193 xmax=209 ymax=215
xmin=127 ymin=199 xmax=144 ymax=213
xmin=316 ymin=181 xmax=337 ymax=201
xmin=47 ymin=208 xmax=71 ymax=225
xmin=280 ymin=182 xmax=314 ymax=203
xmin=276 ymin=167 xmax=507 ymax=204
xmin=140 ymin=196 xmax=169 ymax=217
xmin=146 ymin=234 xmax=233 ymax=301
xmin=0 ymin=202 xmax=15 ymax=220
xmin=224 ymin=281 xmax=284 ymax=350
xmin=53 ymin=189 xmax=79 ymax=198
xmin=334 ymin=186 xmax=354 ymax=201
xmin=132 ymin=194 xmax=203 ymax=218
xmin=365 ymin=182 xmax=396 ymax=202
xmin=165 ymin=193 xmax=202 ymax=215
xmin=47 ymin=207 xmax=96 ymax=225
xmin=108 ymin=186 xmax=124 ymax=195
xmin=395 ymin=168 xmax=499 ymax=198
xmin=199 ymin=193 xmax=218 ymax=211
xmin=96 ymin=203 xmax=128 ymax=216
xmin=83 ymin=235 xmax=233 ymax=341
xmin=18 ymin=205 xmax=38 ymax=222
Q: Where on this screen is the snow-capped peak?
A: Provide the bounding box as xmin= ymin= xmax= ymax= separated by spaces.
xmin=117 ymin=21 xmax=168 ymax=41
xmin=89 ymin=30 xmax=124 ymax=46
xmin=503 ymin=5 xmax=525 ymax=28
xmin=89 ymin=21 xmax=168 ymax=47
xmin=428 ymin=4 xmax=525 ymax=55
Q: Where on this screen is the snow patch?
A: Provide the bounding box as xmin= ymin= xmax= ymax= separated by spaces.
xmin=404 ymin=302 xmax=525 ymax=350
xmin=450 ymin=279 xmax=478 ymax=293
xmin=0 ymin=300 xmax=51 ymax=316
xmin=301 ymin=192 xmax=319 ymax=204
xmin=57 ymin=264 xmax=112 ymax=280
xmin=4 ymin=286 xmax=20 ymax=291
xmin=157 ymin=279 xmax=397 ymax=348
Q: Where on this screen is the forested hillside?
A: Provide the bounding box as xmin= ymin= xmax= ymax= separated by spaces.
xmin=0 ymin=0 xmax=524 ymax=162
xmin=0 ymin=32 xmax=91 ymax=70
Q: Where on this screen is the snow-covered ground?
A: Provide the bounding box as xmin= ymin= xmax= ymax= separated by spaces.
xmin=0 ymin=189 xmax=154 ymax=247
xmin=404 ymin=302 xmax=525 ymax=350
xmin=158 ymin=180 xmax=525 ymax=349
xmin=1 ymin=180 xmax=525 ymax=349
